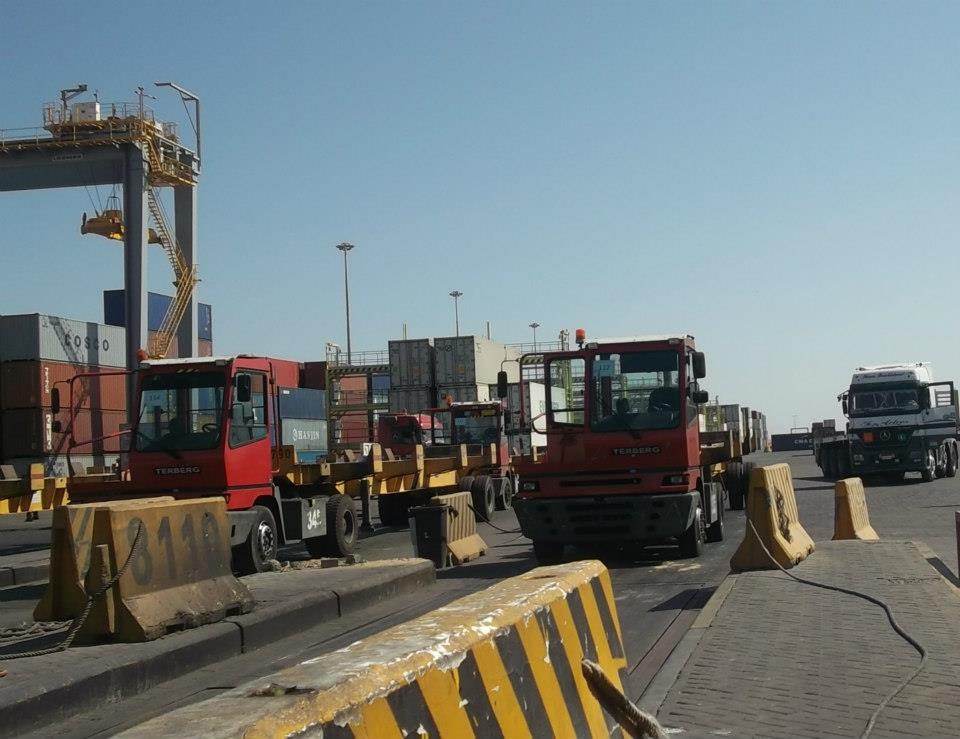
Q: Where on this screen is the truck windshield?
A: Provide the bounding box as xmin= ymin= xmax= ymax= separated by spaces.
xmin=850 ymin=388 xmax=920 ymax=415
xmin=135 ymin=372 xmax=226 ymax=452
xmin=452 ymin=409 xmax=500 ymax=444
xmin=590 ymin=350 xmax=682 ymax=432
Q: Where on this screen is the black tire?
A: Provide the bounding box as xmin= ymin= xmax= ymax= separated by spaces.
xmin=706 ymin=490 xmax=725 ymax=543
xmin=377 ymin=494 xmax=409 ymax=527
xmin=471 ymin=475 xmax=496 ymax=522
xmin=305 ymin=494 xmax=358 ymax=558
xmin=494 ymin=477 xmax=513 ymax=510
xmin=922 ymin=451 xmax=936 ymax=482
xmin=678 ymin=505 xmax=705 ymax=558
xmin=724 ymin=462 xmax=743 ymax=510
xmin=823 ymin=447 xmax=836 ymax=480
xmin=458 ymin=475 xmax=475 ymax=493
xmin=837 ymin=450 xmax=851 ymax=478
xmin=946 ymin=444 xmax=957 ymax=478
xmin=232 ymin=505 xmax=278 ymax=575
xmin=532 ymin=541 xmax=564 ymax=565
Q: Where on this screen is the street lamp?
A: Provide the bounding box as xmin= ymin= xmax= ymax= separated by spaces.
xmin=449 ymin=291 xmax=463 ymax=336
xmin=529 ymin=322 xmax=541 ymax=351
xmin=336 ymin=242 xmax=355 ymax=363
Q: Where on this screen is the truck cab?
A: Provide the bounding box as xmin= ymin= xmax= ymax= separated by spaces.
xmin=839 ymin=363 xmax=958 ymax=481
xmin=60 ymin=356 xmax=357 ymax=574
xmin=510 ymin=333 xmax=730 ymax=563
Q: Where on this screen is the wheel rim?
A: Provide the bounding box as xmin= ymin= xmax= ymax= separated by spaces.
xmin=697 ymin=509 xmax=705 ymax=543
xmin=256 ymin=520 xmax=276 ymax=560
xmin=342 ymin=508 xmax=356 ymax=542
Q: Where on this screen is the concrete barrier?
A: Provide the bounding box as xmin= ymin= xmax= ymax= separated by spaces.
xmin=115 ymin=560 xmax=629 ymax=738
xmin=37 ymin=497 xmax=253 ymax=641
xmin=431 ymin=490 xmax=487 ymax=566
xmin=833 ymin=477 xmax=879 ymax=541
xmin=0 ymin=463 xmax=68 ymax=515
xmin=731 ymin=463 xmax=815 ymax=572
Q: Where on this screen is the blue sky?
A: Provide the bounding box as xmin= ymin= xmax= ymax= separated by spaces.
xmin=1 ymin=2 xmax=958 ymax=433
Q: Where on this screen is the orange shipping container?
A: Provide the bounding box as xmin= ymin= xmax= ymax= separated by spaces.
xmin=0 ymin=360 xmax=127 ymax=412
xmin=0 ymin=408 xmax=127 ymax=457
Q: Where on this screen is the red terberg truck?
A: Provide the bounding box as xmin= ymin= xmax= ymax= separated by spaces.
xmin=376 ymin=400 xmax=516 ymax=519
xmin=56 ymin=356 xmax=358 ymax=574
xmin=505 ymin=332 xmax=743 ymax=564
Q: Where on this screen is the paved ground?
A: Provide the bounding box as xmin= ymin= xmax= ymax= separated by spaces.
xmin=652 ymin=451 xmax=960 ymax=738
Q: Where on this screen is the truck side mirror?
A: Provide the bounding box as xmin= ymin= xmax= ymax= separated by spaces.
xmin=841 ymin=398 xmax=848 ymax=415
xmin=692 ymin=389 xmax=709 ymax=404
xmin=496 ymin=371 xmax=508 ymax=399
xmin=692 ymin=352 xmax=706 ymax=380
xmin=51 ymin=387 xmax=61 ymax=415
xmin=236 ymin=374 xmax=252 ymax=403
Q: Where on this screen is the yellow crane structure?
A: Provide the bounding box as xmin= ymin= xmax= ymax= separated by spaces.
xmin=42 ymin=90 xmax=199 ymax=359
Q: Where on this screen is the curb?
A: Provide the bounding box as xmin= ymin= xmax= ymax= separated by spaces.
xmin=637 ymin=573 xmax=737 ymax=715
xmin=0 ymin=561 xmax=49 ymax=588
xmin=0 ymin=559 xmax=435 ymax=739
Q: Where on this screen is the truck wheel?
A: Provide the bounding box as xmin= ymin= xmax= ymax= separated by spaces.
xmin=471 ymin=476 xmax=496 ymax=521
xmin=922 ymin=451 xmax=936 ymax=482
xmin=822 ymin=448 xmax=835 ymax=480
xmin=725 ymin=463 xmax=744 ymax=511
xmin=837 ymin=450 xmax=851 ymax=478
xmin=494 ymin=477 xmax=513 ymax=510
xmin=532 ymin=541 xmax=564 ymax=565
xmin=316 ymin=494 xmax=357 ymax=557
xmin=679 ymin=506 xmax=705 ymax=558
xmin=458 ymin=475 xmax=475 ymax=493
xmin=233 ymin=505 xmax=278 ymax=575
xmin=706 ymin=495 xmax=725 ymax=543
xmin=946 ymin=445 xmax=957 ymax=478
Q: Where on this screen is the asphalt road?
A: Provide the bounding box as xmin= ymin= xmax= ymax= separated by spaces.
xmin=11 ymin=449 xmax=960 ymax=737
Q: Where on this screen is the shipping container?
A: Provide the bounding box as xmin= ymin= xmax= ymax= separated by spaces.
xmin=334 ymin=374 xmax=369 ymax=406
xmin=278 ymin=387 xmax=326 ymax=420
xmin=388 ymin=339 xmax=434 ymax=387
xmin=148 ymin=329 xmax=178 ymax=359
xmin=771 ymin=433 xmax=813 ymax=452
xmin=0 ymin=314 xmax=126 ymax=367
xmin=269 ymin=359 xmax=302 ymax=388
xmin=300 ymin=361 xmax=327 ymax=390
xmin=721 ymin=404 xmax=740 ymax=423
xmin=4 ymin=453 xmax=121 ymax=478
xmin=280 ymin=418 xmax=328 ymax=452
xmin=0 ymin=361 xmax=126 ymax=412
xmin=437 ymin=383 xmax=491 ymax=404
xmin=388 ymin=387 xmax=436 ymax=413
xmin=1 ymin=408 xmax=126 ymax=457
xmin=336 ymin=411 xmax=372 ymax=444
xmin=433 ymin=336 xmax=519 ymax=386
xmin=198 ymin=339 xmax=213 ymax=357
xmin=103 ymin=290 xmax=213 ymax=341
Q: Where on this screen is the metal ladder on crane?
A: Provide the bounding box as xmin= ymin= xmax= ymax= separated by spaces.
xmin=145 ymin=187 xmax=198 ymax=358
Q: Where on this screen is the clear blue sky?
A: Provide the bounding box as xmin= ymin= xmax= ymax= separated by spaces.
xmin=2 ymin=2 xmax=958 ymax=433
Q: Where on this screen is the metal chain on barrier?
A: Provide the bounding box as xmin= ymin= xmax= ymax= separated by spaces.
xmin=748 ymin=502 xmax=927 ymax=739
xmin=0 ymin=521 xmax=144 ymax=661
xmin=581 ymin=658 xmax=665 ymax=739
xmin=773 ymin=487 xmax=791 ymax=542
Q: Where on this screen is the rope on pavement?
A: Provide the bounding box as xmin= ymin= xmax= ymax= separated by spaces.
xmin=466 ymin=503 xmax=521 ymax=534
xmin=0 ymin=522 xmax=144 ymax=661
xmin=581 ymin=658 xmax=665 ymax=738
xmin=747 ymin=512 xmax=927 ymax=739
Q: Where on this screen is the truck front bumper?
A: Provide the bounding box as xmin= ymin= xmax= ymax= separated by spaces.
xmin=512 ymin=492 xmax=698 ymax=545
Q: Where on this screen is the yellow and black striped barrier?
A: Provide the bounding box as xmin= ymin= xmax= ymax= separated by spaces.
xmin=116 ymin=560 xmax=629 ymax=738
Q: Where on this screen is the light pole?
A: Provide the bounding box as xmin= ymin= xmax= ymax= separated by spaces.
xmin=449 ymin=290 xmax=463 ymax=336
xmin=336 ymin=242 xmax=355 ymax=363
xmin=529 ymin=322 xmax=541 ymax=351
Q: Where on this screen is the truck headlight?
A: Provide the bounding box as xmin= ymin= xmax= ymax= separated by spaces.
xmin=662 ymin=474 xmax=689 ymax=486
xmin=520 ymin=481 xmax=540 ymax=492
xmin=853 ymin=454 xmax=864 ymax=462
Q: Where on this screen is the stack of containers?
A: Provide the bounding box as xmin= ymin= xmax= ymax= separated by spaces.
xmin=103 ymin=290 xmax=214 ymax=357
xmin=0 ymin=314 xmax=127 ymax=475
xmin=433 ymin=336 xmax=519 ymax=404
xmin=277 ymin=387 xmax=327 ymax=463
xmin=722 ymin=404 xmax=743 ymax=447
xmin=740 ymin=407 xmax=752 ymax=453
xmin=388 ymin=339 xmax=435 ymax=413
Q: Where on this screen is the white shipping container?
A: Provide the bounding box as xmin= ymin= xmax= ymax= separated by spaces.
xmin=280 ymin=418 xmax=328 ymax=451
xmin=721 ymin=404 xmax=740 ymax=423
xmin=388 ymin=387 xmax=436 ymax=413
xmin=433 ymin=336 xmax=519 ymax=386
xmin=0 ymin=314 xmax=126 ymax=367
xmin=437 ymin=383 xmax=490 ymax=404
xmin=388 ymin=339 xmax=434 ymax=388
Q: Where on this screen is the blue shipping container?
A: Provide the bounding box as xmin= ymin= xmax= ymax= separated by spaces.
xmin=278 ymin=387 xmax=326 ymax=420
xmin=103 ymin=290 xmax=213 ymax=341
